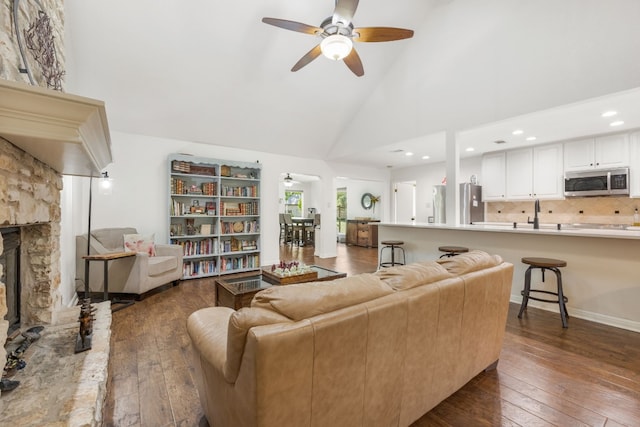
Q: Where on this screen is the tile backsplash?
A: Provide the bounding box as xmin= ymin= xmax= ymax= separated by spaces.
xmin=486 ymin=197 xmax=640 ymax=225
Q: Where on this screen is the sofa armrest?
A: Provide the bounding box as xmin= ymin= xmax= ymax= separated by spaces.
xmin=187 ymin=307 xmax=235 ymax=374
xmin=155 ymin=244 xmax=183 ymax=259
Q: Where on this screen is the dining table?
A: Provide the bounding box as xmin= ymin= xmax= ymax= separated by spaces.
xmin=291 ymin=217 xmax=315 ymax=245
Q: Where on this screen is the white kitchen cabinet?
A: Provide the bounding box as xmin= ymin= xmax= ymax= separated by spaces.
xmin=481 ymin=152 xmax=506 ymax=201
xmin=506 ymin=144 xmax=563 ymax=200
xmin=564 ymin=134 xmax=629 ymax=171
xmin=532 ymin=144 xmax=564 ymax=199
xmin=506 ymin=148 xmax=533 ymax=200
xmin=629 ymin=131 xmax=640 ymax=197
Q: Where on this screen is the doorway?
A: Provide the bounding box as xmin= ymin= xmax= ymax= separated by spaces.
xmin=336 ymin=187 xmax=347 ymax=242
xmin=394 ymin=181 xmax=416 ymax=222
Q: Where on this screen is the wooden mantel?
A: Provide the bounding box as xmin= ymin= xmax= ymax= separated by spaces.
xmin=0 ymin=79 xmax=112 ymax=177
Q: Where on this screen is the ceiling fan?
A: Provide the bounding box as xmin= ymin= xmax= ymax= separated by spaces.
xmin=262 ymin=0 xmax=414 ymax=77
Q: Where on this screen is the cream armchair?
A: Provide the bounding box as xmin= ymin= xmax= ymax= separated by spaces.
xmin=76 ymin=227 xmax=183 ymax=296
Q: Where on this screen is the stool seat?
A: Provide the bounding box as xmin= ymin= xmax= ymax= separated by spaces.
xmin=438 ymin=246 xmax=469 ymax=258
xmin=518 ymin=256 xmax=569 ymax=327
xmin=521 ymin=257 xmax=566 ymax=268
xmin=379 ymin=241 xmax=406 ymax=268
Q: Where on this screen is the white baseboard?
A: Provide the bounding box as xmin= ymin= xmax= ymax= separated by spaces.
xmin=509 ymin=296 xmax=640 ymax=333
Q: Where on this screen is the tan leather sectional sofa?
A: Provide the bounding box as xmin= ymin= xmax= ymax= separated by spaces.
xmin=187 ymin=250 xmax=514 ymax=427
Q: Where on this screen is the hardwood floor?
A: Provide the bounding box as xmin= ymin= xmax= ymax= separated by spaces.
xmin=104 ymin=244 xmax=640 ymax=426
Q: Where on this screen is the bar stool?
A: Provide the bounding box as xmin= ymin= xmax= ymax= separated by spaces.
xmin=379 ymin=240 xmax=406 ymax=268
xmin=518 ymin=257 xmax=569 ymax=328
xmin=438 ymin=246 xmax=469 ymax=258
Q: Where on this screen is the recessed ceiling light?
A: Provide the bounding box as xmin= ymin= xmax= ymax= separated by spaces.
xmin=526 ymin=136 xmax=537 ymax=141
xmin=421 ymin=155 xmax=430 ymax=160
xmin=405 ymin=152 xmax=414 ymax=156
xmin=601 ymin=111 xmax=617 ymax=118
xmin=610 ymin=120 xmax=624 ymax=127
xmin=512 ymin=129 xmax=524 ymax=135
xmin=465 ymin=147 xmax=475 ymax=152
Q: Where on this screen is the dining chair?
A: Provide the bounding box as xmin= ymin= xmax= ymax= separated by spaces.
xmin=283 ymin=213 xmax=299 ymax=245
xmin=304 ymin=214 xmax=320 ymax=245
xmin=279 ymin=213 xmax=288 ymax=243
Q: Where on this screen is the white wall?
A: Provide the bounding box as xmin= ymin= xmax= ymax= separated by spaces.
xmin=335 ymin=178 xmax=386 ymax=221
xmin=391 ymin=157 xmax=483 ymax=223
xmin=60 ymin=132 xmax=391 ymax=298
xmin=279 ymin=179 xmax=321 ymax=216
xmin=331 ymin=1 xmax=640 ymax=160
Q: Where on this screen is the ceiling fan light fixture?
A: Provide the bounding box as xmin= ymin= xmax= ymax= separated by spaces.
xmin=284 ymin=173 xmax=294 ymax=187
xmin=320 ymin=34 xmax=353 ymax=60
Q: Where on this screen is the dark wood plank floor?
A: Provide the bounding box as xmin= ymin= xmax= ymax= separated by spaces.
xmin=104 ymin=244 xmax=640 ymax=426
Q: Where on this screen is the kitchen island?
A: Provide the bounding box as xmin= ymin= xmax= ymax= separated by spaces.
xmin=378 ymin=222 xmax=640 ymax=332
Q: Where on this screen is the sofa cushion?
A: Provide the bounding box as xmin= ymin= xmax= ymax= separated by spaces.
xmin=91 ymin=227 xmax=137 ymax=250
xmin=124 ymin=233 xmax=156 ymax=256
xmin=148 ymin=255 xmax=178 ymax=276
xmin=375 ymin=261 xmax=453 ymax=291
xmin=251 ymin=274 xmax=393 ymax=321
xmin=436 ymin=250 xmax=503 ymax=275
xmin=225 ymin=307 xmax=292 ymax=382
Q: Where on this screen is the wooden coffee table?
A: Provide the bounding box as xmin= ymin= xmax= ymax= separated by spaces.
xmin=215 ymin=265 xmax=346 ymax=310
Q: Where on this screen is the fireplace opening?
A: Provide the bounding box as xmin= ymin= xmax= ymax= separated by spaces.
xmin=1 ymin=227 xmax=21 ymax=336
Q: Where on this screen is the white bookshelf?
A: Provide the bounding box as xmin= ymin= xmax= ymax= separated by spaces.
xmin=168 ymin=154 xmax=261 ymax=279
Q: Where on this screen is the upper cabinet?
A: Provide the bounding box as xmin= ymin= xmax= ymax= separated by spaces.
xmin=505 ymin=149 xmax=533 ymax=200
xmin=506 ymin=144 xmax=563 ymax=200
xmin=532 ymin=144 xmax=564 ymax=199
xmin=482 ymin=131 xmax=633 ymax=202
xmin=564 ymin=134 xmax=629 ymax=171
xmin=629 ymin=131 xmax=640 ymax=197
xmin=481 ymin=152 xmax=506 ymax=201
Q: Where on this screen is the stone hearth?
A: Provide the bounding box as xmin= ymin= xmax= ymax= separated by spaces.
xmin=0 ymin=301 xmax=111 ymax=426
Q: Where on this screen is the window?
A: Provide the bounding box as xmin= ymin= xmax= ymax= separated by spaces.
xmin=284 ymin=190 xmax=303 ymax=217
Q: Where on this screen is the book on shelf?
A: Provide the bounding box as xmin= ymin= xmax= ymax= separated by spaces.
xmin=200 ymin=224 xmax=212 ymax=235
xmin=219 ymin=201 xmax=258 ymax=216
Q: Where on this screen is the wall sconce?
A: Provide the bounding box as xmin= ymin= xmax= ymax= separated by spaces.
xmin=99 ymin=171 xmax=113 ymax=195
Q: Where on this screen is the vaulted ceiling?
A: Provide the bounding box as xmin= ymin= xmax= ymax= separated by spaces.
xmin=64 ymin=0 xmax=640 ymax=169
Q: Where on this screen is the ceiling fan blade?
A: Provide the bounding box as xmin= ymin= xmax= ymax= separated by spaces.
xmin=291 ymin=44 xmax=323 ymax=72
xmin=343 ymin=48 xmax=364 ymax=77
xmin=353 ymin=27 xmax=414 ymax=42
xmin=332 ymin=0 xmax=359 ymax=25
xmin=262 ymin=17 xmax=322 ymax=35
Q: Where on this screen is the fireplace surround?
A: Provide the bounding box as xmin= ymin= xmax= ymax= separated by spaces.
xmin=0 ymin=136 xmax=64 ymax=389
xmin=0 ymin=228 xmax=20 ymax=335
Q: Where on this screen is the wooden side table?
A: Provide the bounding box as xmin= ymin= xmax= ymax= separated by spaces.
xmin=82 ymin=251 xmax=136 ymax=311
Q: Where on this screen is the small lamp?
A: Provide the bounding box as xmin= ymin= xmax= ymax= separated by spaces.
xmin=320 ymin=34 xmax=353 ymax=60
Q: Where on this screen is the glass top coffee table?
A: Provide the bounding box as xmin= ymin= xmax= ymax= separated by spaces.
xmin=215 ymin=265 xmax=346 ymax=310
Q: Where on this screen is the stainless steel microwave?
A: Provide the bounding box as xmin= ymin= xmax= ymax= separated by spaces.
xmin=564 ymin=167 xmax=630 ymax=197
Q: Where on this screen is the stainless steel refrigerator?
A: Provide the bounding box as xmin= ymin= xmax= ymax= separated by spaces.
xmin=460 ymin=183 xmax=484 ymax=224
xmin=433 ymin=185 xmax=446 ymax=223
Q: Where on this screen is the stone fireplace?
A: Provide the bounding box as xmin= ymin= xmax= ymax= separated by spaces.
xmin=0 ymin=131 xmax=112 ymax=426
xmin=1 ymin=1 xmax=112 ymax=422
xmin=0 ymin=136 xmax=63 ymax=380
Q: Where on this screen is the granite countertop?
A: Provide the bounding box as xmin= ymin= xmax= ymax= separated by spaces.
xmin=377 ymin=221 xmax=640 ymax=240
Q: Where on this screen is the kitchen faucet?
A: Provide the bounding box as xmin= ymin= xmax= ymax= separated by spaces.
xmin=527 ymin=199 xmax=540 ymax=229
